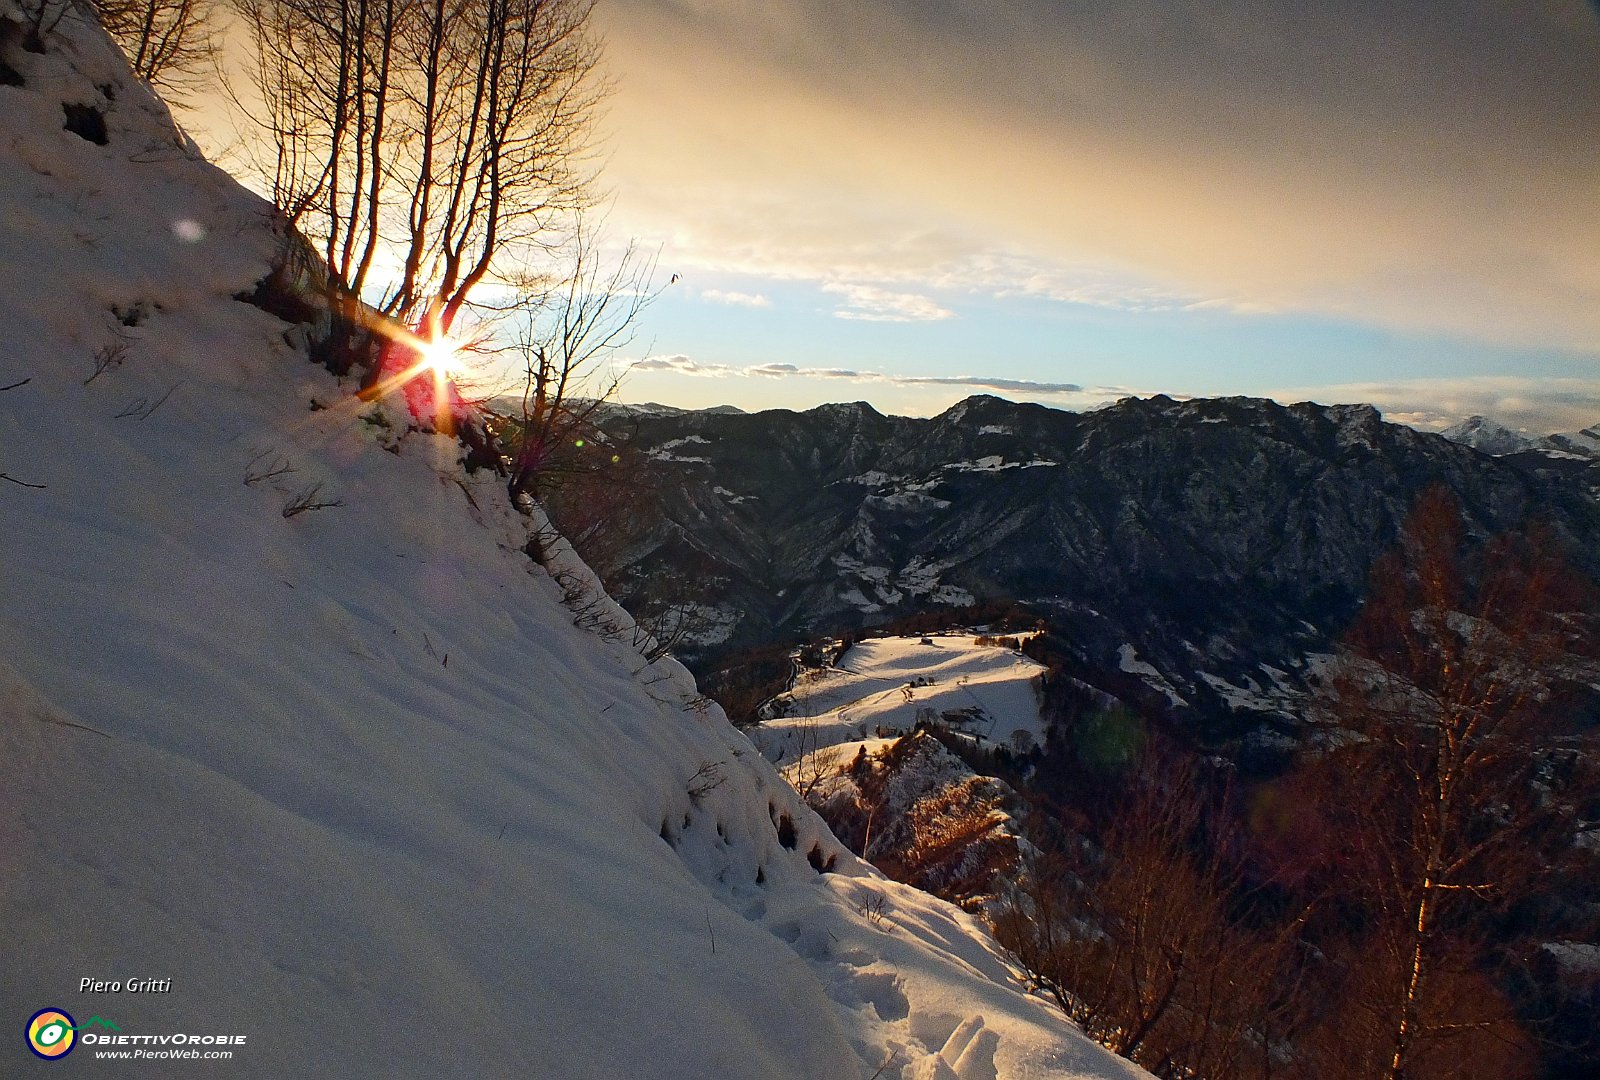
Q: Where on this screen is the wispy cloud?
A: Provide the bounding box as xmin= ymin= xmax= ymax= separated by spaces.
xmin=628 ymin=353 xmax=1118 ymax=399
xmin=630 ymin=354 xmax=729 ymax=376
xmin=701 ymin=288 xmax=771 ymax=308
xmin=923 ymin=253 xmax=1230 ymax=312
xmin=823 ymin=283 xmax=955 ymax=322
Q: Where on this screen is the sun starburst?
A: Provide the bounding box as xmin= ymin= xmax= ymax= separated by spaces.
xmin=357 ymin=316 xmax=472 ymax=408
xmin=415 ymin=334 xmax=463 ymax=378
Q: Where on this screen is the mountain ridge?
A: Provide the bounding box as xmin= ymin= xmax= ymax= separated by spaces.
xmin=1442 ymin=413 xmax=1600 ymax=459
xmin=572 ymin=391 xmax=1600 ymax=734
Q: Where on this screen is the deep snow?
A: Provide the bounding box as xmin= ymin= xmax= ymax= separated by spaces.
xmin=753 ymin=634 xmax=1051 ymax=768
xmin=0 ymin=8 xmax=1148 ymax=1078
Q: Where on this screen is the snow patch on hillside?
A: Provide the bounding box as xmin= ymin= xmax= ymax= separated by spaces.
xmin=869 ymin=489 xmax=954 ymax=512
xmin=715 ymin=484 xmax=759 ymax=504
xmin=943 ymin=456 xmax=1059 ymax=473
xmin=647 ymin=434 xmax=713 ymax=463
xmin=1116 ymin=644 xmax=1187 ymax=707
xmin=897 ymin=555 xmax=976 ymax=606
xmin=755 ymin=635 xmax=1050 ymax=766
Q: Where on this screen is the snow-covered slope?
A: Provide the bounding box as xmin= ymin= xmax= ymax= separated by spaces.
xmin=0 ymin=10 xmax=1146 ymax=1078
xmin=1547 ymin=423 xmax=1600 ymax=459
xmin=754 ymin=634 xmax=1049 ymax=765
xmin=751 ymin=636 xmax=1040 ymax=912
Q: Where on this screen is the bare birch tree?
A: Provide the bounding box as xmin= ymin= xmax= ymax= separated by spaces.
xmin=996 ymin=753 xmax=1309 ymax=1080
xmin=1308 ymin=488 xmax=1598 ymax=1080
xmin=236 ymin=0 xmax=603 ymax=335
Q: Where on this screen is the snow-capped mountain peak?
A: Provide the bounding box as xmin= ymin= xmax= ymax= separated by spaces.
xmin=1440 ymin=414 xmax=1600 ymax=460
xmin=1440 ymin=414 xmax=1543 ymax=456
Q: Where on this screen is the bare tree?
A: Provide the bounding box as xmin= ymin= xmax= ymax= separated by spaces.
xmin=236 ymin=0 xmax=604 ymax=337
xmin=93 ymin=0 xmax=217 ymax=89
xmin=501 ymin=226 xmax=655 ymax=499
xmin=995 ymin=753 xmax=1309 ymax=1080
xmin=1304 ymin=488 xmax=1598 ymax=1080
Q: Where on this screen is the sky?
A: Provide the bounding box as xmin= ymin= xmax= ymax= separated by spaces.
xmin=577 ymin=0 xmax=1600 ymax=432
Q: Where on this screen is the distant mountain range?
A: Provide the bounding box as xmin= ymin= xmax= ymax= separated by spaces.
xmin=563 ymin=394 xmax=1600 ymax=736
xmin=604 ymin=401 xmax=750 ymax=418
xmin=1440 ymin=414 xmax=1600 ymax=459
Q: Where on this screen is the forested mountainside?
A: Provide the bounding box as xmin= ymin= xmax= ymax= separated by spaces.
xmin=561 ymin=394 xmax=1600 ymax=736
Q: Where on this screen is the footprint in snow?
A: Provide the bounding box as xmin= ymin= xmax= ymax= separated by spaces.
xmin=908 ymin=1015 xmax=998 ymax=1080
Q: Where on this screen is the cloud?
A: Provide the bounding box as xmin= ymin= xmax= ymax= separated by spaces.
xmin=629 ymin=353 xmax=1109 ymax=399
xmin=597 ymin=1 xmax=1600 ymax=349
xmin=823 ymin=283 xmax=954 ymax=322
xmin=629 ymin=354 xmax=732 ymax=376
xmin=701 ymin=289 xmax=771 ymax=308
xmin=905 ymin=376 xmax=1082 ymax=393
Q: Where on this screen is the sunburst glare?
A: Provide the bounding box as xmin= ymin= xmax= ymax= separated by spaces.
xmin=415 ymin=334 xmax=463 ymax=378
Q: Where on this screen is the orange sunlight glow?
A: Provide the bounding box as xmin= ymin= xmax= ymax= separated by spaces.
xmin=415 ymin=335 xmax=463 ymax=378
xmin=358 ymin=318 xmax=470 ymax=409
xmin=291 ymin=313 xmax=477 ymax=444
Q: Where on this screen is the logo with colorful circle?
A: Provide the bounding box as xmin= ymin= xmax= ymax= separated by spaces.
xmin=26 ymin=1008 xmax=76 ymax=1060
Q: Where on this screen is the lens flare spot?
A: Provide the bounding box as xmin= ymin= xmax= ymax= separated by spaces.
xmin=417 ymin=336 xmax=463 ymax=377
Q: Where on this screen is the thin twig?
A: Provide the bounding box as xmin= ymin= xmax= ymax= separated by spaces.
xmin=85 ymin=340 xmax=129 ymax=385
xmin=1 ymin=473 xmax=46 ymax=489
xmin=244 ymin=450 xmax=296 ymax=486
xmin=135 ymin=382 xmax=178 ymax=420
xmin=867 ymin=1051 xmax=899 ymax=1079
xmin=31 ymin=713 xmax=111 ymax=738
xmin=688 ymin=761 xmax=726 ymax=802
xmin=0 ymin=377 xmax=30 ymax=392
xmin=281 ymin=483 xmax=343 ymax=517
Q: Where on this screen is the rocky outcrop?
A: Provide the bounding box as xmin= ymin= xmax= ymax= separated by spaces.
xmin=795 ymin=731 xmax=1021 ymax=912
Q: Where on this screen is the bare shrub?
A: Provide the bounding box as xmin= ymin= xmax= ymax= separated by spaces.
xmin=85 ymin=339 xmax=129 ymax=385
xmin=281 ymin=483 xmax=342 ymax=517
